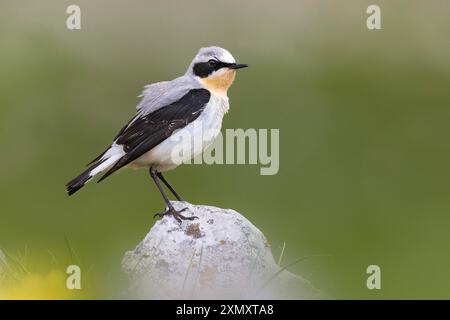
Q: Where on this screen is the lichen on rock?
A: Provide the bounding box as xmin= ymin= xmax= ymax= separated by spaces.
xmin=122 ymin=201 xmax=321 ymax=299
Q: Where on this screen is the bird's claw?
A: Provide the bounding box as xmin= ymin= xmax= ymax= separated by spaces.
xmin=153 ymin=206 xmax=198 ymax=223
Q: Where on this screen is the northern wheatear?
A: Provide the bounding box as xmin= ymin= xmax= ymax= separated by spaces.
xmin=66 ymin=46 xmax=248 ymax=221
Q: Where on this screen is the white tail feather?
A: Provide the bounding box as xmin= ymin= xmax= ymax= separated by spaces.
xmin=90 ymin=143 xmax=125 ymax=177
xmin=90 ymin=153 xmax=122 ymax=177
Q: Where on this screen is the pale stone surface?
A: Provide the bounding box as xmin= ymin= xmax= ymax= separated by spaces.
xmin=122 ymin=201 xmax=322 ymax=299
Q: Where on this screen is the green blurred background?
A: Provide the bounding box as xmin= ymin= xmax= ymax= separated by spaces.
xmin=1 ymin=0 xmax=450 ymax=299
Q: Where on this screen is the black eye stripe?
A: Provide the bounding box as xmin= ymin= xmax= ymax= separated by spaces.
xmin=193 ymin=60 xmax=231 ymax=78
xmin=193 ymin=62 xmax=214 ymax=77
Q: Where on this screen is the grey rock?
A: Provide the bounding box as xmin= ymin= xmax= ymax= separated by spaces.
xmin=122 ymin=201 xmax=322 ymax=299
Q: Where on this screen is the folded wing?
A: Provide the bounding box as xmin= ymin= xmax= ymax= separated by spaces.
xmin=97 ymin=88 xmax=211 ymax=182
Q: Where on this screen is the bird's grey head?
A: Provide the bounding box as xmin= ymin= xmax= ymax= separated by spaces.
xmin=186 ymin=46 xmax=248 ymax=78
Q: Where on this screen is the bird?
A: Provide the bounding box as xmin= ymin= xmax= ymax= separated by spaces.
xmin=65 ymin=46 xmax=248 ymax=222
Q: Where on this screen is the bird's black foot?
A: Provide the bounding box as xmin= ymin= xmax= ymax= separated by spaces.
xmin=153 ymin=206 xmax=198 ymax=223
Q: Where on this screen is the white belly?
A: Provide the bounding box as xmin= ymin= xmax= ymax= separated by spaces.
xmin=129 ymin=94 xmax=229 ymax=172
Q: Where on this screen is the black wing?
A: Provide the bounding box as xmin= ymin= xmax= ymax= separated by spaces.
xmin=97 ymin=88 xmax=211 ymax=182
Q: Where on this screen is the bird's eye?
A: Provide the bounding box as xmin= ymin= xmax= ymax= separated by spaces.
xmin=208 ymin=59 xmax=218 ymax=66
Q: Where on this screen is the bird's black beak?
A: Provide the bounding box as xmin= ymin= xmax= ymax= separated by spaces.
xmin=228 ymin=63 xmax=248 ymax=70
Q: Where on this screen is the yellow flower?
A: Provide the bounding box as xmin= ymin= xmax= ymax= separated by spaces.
xmin=0 ymin=270 xmax=79 ymax=300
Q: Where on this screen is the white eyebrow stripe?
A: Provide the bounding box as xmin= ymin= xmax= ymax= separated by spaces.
xmin=218 ymin=51 xmax=236 ymax=64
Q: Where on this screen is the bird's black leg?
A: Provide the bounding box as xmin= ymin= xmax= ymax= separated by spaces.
xmin=149 ymin=167 xmax=197 ymax=223
xmin=156 ymin=172 xmax=184 ymax=201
